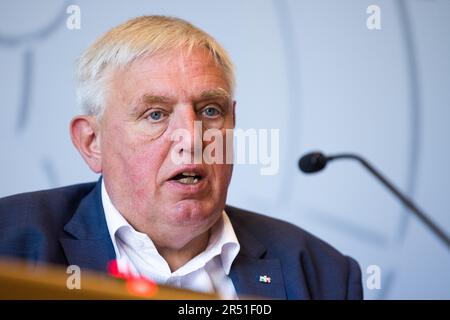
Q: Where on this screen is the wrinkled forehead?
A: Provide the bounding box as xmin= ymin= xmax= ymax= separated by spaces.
xmin=135 ymin=47 xmax=223 ymax=77
xmin=104 ymin=47 xmax=232 ymax=109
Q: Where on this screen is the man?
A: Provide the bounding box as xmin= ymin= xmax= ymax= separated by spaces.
xmin=0 ymin=16 xmax=362 ymax=299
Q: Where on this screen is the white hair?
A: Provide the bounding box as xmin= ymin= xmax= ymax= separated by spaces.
xmin=75 ymin=15 xmax=235 ymax=117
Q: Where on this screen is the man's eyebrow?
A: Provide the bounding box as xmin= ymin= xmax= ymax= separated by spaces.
xmin=198 ymin=88 xmax=231 ymax=101
xmin=129 ymin=94 xmax=174 ymax=116
xmin=141 ymin=94 xmax=173 ymax=104
xmin=130 ymin=90 xmax=231 ymax=115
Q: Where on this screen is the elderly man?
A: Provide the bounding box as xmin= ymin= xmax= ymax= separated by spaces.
xmin=0 ymin=16 xmax=362 ymax=299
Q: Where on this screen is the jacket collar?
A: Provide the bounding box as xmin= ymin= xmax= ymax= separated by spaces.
xmin=60 ymin=178 xmax=116 ymax=273
xmin=227 ymin=209 xmax=287 ymax=299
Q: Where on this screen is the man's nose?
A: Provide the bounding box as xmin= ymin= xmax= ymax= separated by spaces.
xmin=171 ymin=106 xmax=203 ymax=159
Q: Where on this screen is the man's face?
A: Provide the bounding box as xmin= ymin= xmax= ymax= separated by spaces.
xmin=98 ymin=47 xmax=234 ymax=249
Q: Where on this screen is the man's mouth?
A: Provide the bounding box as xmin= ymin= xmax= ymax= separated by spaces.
xmin=170 ymin=172 xmax=203 ymax=185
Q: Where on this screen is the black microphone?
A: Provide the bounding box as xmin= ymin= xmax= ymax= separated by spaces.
xmin=298 ymin=151 xmax=450 ymax=250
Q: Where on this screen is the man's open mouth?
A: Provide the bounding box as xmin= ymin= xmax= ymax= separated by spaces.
xmin=170 ymin=172 xmax=203 ymax=185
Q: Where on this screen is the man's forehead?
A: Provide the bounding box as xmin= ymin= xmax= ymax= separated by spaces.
xmin=108 ymin=47 xmax=232 ymax=110
xmin=130 ymin=47 xmax=220 ymax=74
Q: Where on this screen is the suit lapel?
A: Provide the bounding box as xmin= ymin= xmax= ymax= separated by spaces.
xmin=228 ymin=211 xmax=287 ymax=299
xmin=60 ymin=238 xmax=115 ymax=272
xmin=229 ymin=256 xmax=287 ymax=299
xmin=59 ymin=179 xmax=116 ymax=273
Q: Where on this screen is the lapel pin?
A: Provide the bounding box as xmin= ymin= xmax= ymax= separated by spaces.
xmin=259 ymin=275 xmax=271 ymax=284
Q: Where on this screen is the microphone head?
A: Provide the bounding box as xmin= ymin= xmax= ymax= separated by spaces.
xmin=298 ymin=152 xmax=328 ymax=173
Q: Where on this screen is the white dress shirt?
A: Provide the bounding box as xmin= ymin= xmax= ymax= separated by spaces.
xmin=101 ymin=181 xmax=240 ymax=299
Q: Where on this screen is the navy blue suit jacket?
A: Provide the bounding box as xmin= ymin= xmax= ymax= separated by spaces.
xmin=0 ymin=180 xmax=363 ymax=299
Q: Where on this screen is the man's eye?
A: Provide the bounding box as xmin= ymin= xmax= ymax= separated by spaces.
xmin=202 ymin=106 xmax=221 ymax=118
xmin=147 ymin=110 xmax=165 ymax=122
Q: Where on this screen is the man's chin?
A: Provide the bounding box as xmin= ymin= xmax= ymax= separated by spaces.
xmin=171 ymin=199 xmax=207 ymax=218
xmin=149 ymin=201 xmax=221 ymax=249
xmin=161 ymin=199 xmax=221 ymax=228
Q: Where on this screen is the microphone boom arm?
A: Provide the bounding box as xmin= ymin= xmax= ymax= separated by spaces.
xmin=328 ymin=153 xmax=450 ymax=250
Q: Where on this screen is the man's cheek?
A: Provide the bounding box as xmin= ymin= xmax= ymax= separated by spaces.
xmin=212 ymin=164 xmax=232 ymax=190
xmin=124 ymin=158 xmax=160 ymax=202
xmin=127 ymin=155 xmax=159 ymax=182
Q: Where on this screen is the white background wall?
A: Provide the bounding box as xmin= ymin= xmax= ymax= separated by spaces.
xmin=1 ymin=0 xmax=449 ymax=299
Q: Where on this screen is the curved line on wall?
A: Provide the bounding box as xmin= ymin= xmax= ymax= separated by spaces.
xmin=16 ymin=48 xmax=33 ymax=133
xmin=41 ymin=157 xmax=60 ymax=187
xmin=0 ymin=1 xmax=72 ymax=133
xmin=0 ymin=0 xmax=70 ymax=47
xmin=376 ymin=0 xmax=422 ymax=300
xmin=272 ymin=0 xmax=303 ymax=204
xmin=395 ymin=0 xmax=422 ymax=245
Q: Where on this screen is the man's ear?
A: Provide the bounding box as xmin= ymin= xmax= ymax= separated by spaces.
xmin=70 ymin=115 xmax=102 ymax=173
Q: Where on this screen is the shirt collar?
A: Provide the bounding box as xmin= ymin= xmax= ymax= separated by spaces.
xmin=101 ymin=180 xmax=133 ymax=260
xmin=101 ymin=179 xmax=240 ymax=276
xmin=202 ymin=211 xmax=240 ymax=275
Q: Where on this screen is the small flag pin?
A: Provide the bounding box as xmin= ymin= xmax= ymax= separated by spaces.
xmin=259 ymin=275 xmax=271 ymax=284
